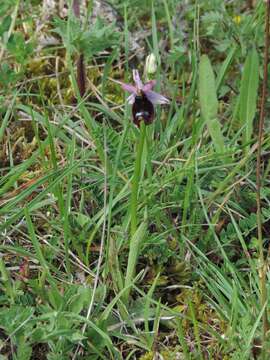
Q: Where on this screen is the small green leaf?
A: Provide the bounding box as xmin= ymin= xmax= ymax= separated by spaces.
xmin=6 ymin=32 xmax=34 ymax=65
xmin=199 ymin=55 xmax=218 ymax=121
xmin=0 ymin=62 xmax=18 ymax=86
xmin=0 ymin=16 xmax=11 ymax=37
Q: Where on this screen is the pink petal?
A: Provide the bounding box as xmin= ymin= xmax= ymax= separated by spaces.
xmin=120 ymin=82 xmax=137 ymax=94
xmin=127 ymin=93 xmax=136 ymax=104
xmin=142 ymin=80 xmax=156 ymax=92
xmin=133 ymin=69 xmax=143 ymax=90
xmin=144 ymin=90 xmax=170 ymax=105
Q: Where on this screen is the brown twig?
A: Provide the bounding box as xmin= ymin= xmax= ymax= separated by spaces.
xmin=256 ymin=0 xmax=270 ymax=349
xmin=72 ymin=0 xmax=87 ymax=98
xmin=77 ymin=53 xmax=86 ymax=97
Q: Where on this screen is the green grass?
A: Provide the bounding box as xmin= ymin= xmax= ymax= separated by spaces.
xmin=0 ymin=0 xmax=270 ymax=359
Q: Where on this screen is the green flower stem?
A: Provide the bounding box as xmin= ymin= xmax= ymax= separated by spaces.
xmin=121 ymin=123 xmax=146 ymax=306
xmin=130 ymin=122 xmax=146 ymax=238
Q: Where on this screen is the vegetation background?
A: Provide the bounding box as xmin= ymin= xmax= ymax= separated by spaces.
xmin=0 ymin=0 xmax=270 ymax=359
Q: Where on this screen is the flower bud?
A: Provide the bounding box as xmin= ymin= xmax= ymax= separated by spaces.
xmin=145 ymin=53 xmax=157 ymax=75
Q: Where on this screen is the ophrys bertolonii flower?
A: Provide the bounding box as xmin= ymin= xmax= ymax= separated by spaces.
xmin=121 ymin=70 xmax=169 ymax=126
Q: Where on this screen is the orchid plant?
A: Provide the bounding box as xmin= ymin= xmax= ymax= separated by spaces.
xmin=120 ymin=69 xmax=169 ymax=304
xmin=121 ymin=69 xmax=169 ymax=126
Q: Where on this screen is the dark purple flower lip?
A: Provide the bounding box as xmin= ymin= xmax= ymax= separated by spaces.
xmin=132 ymin=91 xmax=155 ymax=127
xmin=120 ymin=69 xmax=170 ymax=106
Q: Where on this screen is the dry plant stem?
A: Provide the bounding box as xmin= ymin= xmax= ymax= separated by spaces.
xmin=72 ymin=0 xmax=86 ymax=98
xmin=72 ymin=0 xmax=80 ymax=17
xmin=256 ymin=0 xmax=270 ymax=345
xmin=77 ymin=53 xmax=86 ymax=97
